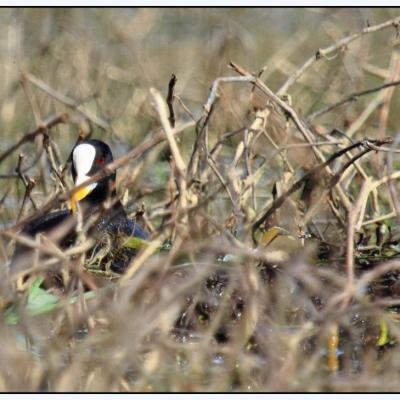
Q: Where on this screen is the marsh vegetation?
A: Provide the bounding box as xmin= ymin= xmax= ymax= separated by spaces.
xmin=1 ymin=8 xmax=400 ymax=392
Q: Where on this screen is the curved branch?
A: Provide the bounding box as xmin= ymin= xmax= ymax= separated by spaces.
xmin=278 ymin=16 xmax=400 ymax=95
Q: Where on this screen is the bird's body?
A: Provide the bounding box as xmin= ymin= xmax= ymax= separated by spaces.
xmin=22 ymin=209 xmax=72 ymax=239
xmin=12 ymin=139 xmax=148 ymax=275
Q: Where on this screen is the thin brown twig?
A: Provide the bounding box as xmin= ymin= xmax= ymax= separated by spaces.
xmin=166 ymin=74 xmax=177 ymax=128
xmin=187 ymin=101 xmax=216 ymax=179
xmin=278 ymin=16 xmax=400 ymax=94
xmin=17 ymin=177 xmax=36 ymax=221
xmin=252 ymin=138 xmax=392 ymax=239
xmin=23 ymin=72 xmax=110 ymax=131
xmin=15 ymin=153 xmax=37 ymax=213
xmin=0 ymin=113 xmax=69 ymax=166
xmin=252 ymin=140 xmax=361 ymax=235
xmin=300 ymin=144 xmax=383 ymax=227
xmin=229 ymin=60 xmax=353 ymax=212
xmin=151 ymin=88 xmax=186 ymax=176
xmin=206 ymin=156 xmax=236 ymax=206
xmin=386 ymin=135 xmax=400 ymax=223
xmin=340 ymin=179 xmax=372 ymax=310
xmin=174 ymin=95 xmax=196 ymax=122
xmin=188 ymin=77 xmax=252 ymax=181
xmin=308 ymin=79 xmax=400 ymax=120
xmin=42 ymin=134 xmax=66 ymax=189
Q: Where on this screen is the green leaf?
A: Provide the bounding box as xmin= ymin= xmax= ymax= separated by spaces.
xmin=26 ymin=286 xmax=60 ymax=316
xmin=3 ymin=277 xmax=100 ymax=325
xmin=4 ymin=306 xmax=19 ymax=325
xmin=121 ymin=236 xmax=172 ymax=253
xmin=377 ymin=318 xmax=389 ymax=346
xmin=121 ymin=236 xmax=149 ymax=250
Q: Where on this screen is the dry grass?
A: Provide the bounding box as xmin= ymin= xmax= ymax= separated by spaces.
xmin=1 ymin=8 xmax=400 ymax=392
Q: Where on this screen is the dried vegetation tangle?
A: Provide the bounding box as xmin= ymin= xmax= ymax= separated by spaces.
xmin=1 ymin=8 xmax=400 ymax=392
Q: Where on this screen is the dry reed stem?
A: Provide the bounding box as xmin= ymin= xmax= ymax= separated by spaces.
xmin=309 ymin=78 xmax=400 ymax=120
xmin=278 ymin=16 xmax=400 ymax=94
xmin=0 ymin=113 xmax=69 ymax=165
xmin=229 ymin=60 xmax=353 ymax=212
xmin=22 ymin=72 xmax=110 ymax=132
xmin=345 ymin=179 xmax=372 ymax=291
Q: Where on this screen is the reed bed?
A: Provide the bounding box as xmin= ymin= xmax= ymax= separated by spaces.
xmin=1 ymin=8 xmax=400 ymax=392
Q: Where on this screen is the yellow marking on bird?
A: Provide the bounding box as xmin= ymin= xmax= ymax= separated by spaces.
xmin=69 ymin=186 xmax=95 ymax=213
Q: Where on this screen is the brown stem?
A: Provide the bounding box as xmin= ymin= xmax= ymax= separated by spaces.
xmin=252 ymin=138 xmax=392 ymax=240
xmin=308 ymin=79 xmax=400 ymax=120
xmin=278 ymin=16 xmax=400 ymax=94
xmin=0 ymin=113 xmax=68 ymax=166
xmin=166 ymin=74 xmax=177 ymax=128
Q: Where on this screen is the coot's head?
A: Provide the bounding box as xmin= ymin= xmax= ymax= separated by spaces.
xmin=70 ymin=139 xmax=116 ymax=211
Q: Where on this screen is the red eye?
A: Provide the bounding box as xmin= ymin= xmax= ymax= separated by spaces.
xmin=97 ymin=157 xmax=105 ymax=165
